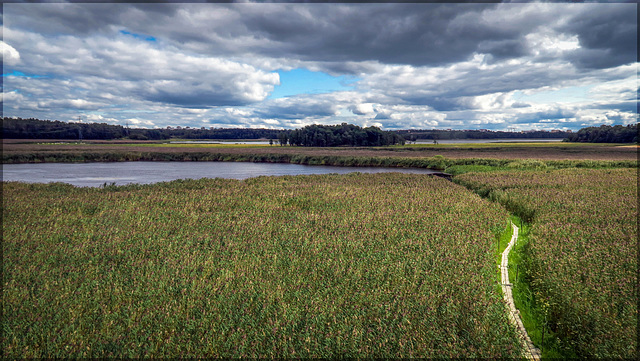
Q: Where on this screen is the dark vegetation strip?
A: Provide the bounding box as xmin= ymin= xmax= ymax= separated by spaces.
xmin=2 ymin=151 xmax=637 ymax=171
xmin=563 ymin=124 xmax=638 ymax=143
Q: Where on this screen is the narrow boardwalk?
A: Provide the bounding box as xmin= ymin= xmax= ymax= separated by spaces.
xmin=501 ymin=222 xmax=542 ymax=360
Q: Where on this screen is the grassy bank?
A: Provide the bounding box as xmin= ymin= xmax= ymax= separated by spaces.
xmin=2 ymin=150 xmax=637 ymax=172
xmin=455 ymin=168 xmax=638 ymax=359
xmin=3 ymin=173 xmax=524 ymax=358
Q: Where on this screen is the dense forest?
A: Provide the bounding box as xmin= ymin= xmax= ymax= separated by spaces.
xmin=563 ymin=124 xmax=638 ymax=143
xmin=1 ymin=117 xmax=281 ymax=141
xmin=278 ymin=124 xmax=405 ymax=146
xmin=2 ymin=117 xmax=128 ymax=140
xmin=395 ymin=129 xmax=572 ymax=141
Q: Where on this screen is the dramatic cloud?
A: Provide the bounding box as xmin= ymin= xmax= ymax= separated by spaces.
xmin=2 ymin=2 xmax=637 ymax=131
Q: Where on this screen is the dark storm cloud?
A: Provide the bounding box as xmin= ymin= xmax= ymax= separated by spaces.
xmin=4 ymin=3 xmax=126 ymax=35
xmin=558 ymin=3 xmax=637 ymax=69
xmin=6 ymin=2 xmax=636 ymax=72
xmin=215 ymin=3 xmax=537 ymax=68
xmin=5 ymin=3 xmax=534 ymax=69
xmin=4 ymin=2 xmax=183 ymax=35
xmin=477 ymin=39 xmax=528 ymax=61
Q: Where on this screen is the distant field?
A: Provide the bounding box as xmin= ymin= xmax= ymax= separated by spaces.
xmin=457 ymin=168 xmax=638 ymax=359
xmin=2 ymin=139 xmax=638 ymax=163
xmin=3 ymin=173 xmax=523 ymax=358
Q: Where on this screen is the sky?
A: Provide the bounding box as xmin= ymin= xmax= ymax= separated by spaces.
xmin=1 ymin=1 xmax=638 ymax=131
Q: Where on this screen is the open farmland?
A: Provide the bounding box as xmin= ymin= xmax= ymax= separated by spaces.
xmin=2 ymin=173 xmax=523 ymax=358
xmin=456 ymin=168 xmax=638 ymax=358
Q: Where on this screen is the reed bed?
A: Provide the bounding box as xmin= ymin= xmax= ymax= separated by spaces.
xmin=3 ymin=173 xmax=522 ymax=357
xmin=456 ymin=168 xmax=638 ymax=358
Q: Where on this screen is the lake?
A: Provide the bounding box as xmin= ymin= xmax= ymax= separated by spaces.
xmin=1 ymin=161 xmax=440 ymax=187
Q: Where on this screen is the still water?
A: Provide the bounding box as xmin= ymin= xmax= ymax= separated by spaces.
xmin=2 ymin=161 xmax=439 ymax=187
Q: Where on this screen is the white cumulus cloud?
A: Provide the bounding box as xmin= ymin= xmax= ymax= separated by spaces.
xmin=1 ymin=41 xmax=21 ymax=66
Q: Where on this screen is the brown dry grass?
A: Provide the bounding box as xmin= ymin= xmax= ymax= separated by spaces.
xmin=2 ymin=139 xmax=638 ymax=161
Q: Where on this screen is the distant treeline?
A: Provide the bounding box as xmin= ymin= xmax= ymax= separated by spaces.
xmin=2 ymin=117 xmax=129 ymax=140
xmin=1 ymin=117 xmax=281 ymax=141
xmin=395 ymin=129 xmax=571 ymax=141
xmin=1 ymin=118 xmax=403 ymax=146
xmin=277 ymin=124 xmax=405 ymax=146
xmin=3 ymin=117 xmax=637 ymax=144
xmin=563 ymin=124 xmax=638 ymax=143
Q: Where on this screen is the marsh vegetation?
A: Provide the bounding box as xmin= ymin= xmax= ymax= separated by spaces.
xmin=2 ymin=141 xmax=637 ymax=358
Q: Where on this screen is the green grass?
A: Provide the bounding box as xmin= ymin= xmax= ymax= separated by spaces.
xmin=456 ymin=168 xmax=638 ymax=359
xmin=2 ymin=173 xmax=524 ymax=358
xmin=390 ymin=141 xmax=634 ymax=149
xmin=4 ymin=158 xmax=636 ymax=358
xmin=507 ymin=216 xmax=579 ymax=359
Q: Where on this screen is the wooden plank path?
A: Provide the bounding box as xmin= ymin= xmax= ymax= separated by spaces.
xmin=501 ymin=222 xmax=542 ymax=360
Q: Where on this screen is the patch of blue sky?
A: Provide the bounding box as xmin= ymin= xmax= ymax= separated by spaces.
xmin=268 ymin=68 xmax=360 ymax=99
xmin=2 ymin=70 xmax=49 ymax=78
xmin=120 ymin=30 xmax=157 ymax=42
xmin=513 ymin=85 xmax=593 ymax=104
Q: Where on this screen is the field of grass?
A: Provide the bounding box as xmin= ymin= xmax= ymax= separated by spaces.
xmin=3 ymin=140 xmax=637 ymax=358
xmin=3 ymin=139 xmax=638 ymax=164
xmin=2 ymin=173 xmax=524 ymax=358
xmin=456 ymin=168 xmax=638 ymax=359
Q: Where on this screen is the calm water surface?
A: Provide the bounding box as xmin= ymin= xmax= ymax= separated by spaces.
xmin=2 ymin=161 xmax=439 ymax=187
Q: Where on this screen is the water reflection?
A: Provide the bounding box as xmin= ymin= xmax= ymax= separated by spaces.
xmin=2 ymin=161 xmax=439 ymax=187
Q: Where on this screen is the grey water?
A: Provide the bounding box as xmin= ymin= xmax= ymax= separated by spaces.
xmin=2 ymin=161 xmax=440 ymax=188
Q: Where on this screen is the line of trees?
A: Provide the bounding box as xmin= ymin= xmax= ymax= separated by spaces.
xmin=277 ymin=123 xmax=405 ymax=147
xmin=1 ymin=117 xmax=281 ymax=140
xmin=3 ymin=116 xmax=636 ymax=144
xmin=2 ymin=117 xmax=128 ymax=140
xmin=563 ymin=124 xmax=638 ymax=143
xmin=394 ymin=129 xmax=572 ymax=141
